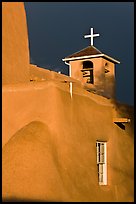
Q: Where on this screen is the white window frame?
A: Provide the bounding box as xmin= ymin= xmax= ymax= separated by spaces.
xmin=96 ymin=141 xmax=107 ymax=185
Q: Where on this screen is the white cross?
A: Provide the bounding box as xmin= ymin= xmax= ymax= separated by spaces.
xmin=84 ymin=28 xmax=100 ymax=46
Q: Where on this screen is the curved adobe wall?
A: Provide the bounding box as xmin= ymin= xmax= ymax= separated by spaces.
xmin=2 ymin=2 xmax=30 ymax=84
xmin=2 ymin=83 xmax=134 ymax=201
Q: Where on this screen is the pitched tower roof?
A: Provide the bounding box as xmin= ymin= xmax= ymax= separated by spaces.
xmin=62 ymin=45 xmax=120 ymax=64
xmin=66 ymin=46 xmax=102 ymax=58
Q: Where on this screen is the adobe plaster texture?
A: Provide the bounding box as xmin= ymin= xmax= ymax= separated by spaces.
xmin=2 ymin=2 xmax=134 ymax=202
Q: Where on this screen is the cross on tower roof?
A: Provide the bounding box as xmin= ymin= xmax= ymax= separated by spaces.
xmin=84 ymin=28 xmax=100 ymax=46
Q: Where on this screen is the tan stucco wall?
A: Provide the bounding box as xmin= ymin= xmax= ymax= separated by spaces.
xmin=102 ymin=58 xmax=115 ymax=98
xmin=29 ymin=64 xmax=79 ymax=83
xmin=2 ymin=2 xmax=30 ymax=84
xmin=2 ymin=2 xmax=134 ymax=202
xmin=70 ymin=57 xmax=115 ymax=98
xmin=2 ymin=81 xmax=134 ymax=201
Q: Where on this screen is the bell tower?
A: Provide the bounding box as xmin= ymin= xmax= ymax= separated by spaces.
xmin=62 ymin=28 xmax=120 ymax=99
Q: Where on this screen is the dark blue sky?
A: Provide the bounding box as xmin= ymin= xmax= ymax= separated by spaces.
xmin=24 ymin=2 xmax=134 ymax=106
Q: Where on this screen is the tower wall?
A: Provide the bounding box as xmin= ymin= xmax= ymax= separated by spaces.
xmin=70 ymin=57 xmax=115 ymax=98
xmin=2 ymin=2 xmax=30 ymax=84
xmin=102 ymin=59 xmax=115 ymax=98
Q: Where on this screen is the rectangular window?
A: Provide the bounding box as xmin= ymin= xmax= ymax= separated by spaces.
xmin=96 ymin=141 xmax=107 ymax=185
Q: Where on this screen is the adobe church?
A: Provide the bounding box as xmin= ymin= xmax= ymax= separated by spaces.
xmin=2 ymin=2 xmax=134 ymax=202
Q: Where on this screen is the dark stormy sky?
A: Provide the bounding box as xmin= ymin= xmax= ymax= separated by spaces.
xmin=24 ymin=2 xmax=134 ymax=106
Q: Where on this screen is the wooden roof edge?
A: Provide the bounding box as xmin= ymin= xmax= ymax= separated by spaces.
xmin=113 ymin=117 xmax=131 ymax=123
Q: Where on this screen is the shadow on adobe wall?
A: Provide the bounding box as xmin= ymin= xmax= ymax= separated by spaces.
xmin=2 ymin=197 xmax=62 ymax=202
xmin=114 ymin=122 xmax=125 ymax=130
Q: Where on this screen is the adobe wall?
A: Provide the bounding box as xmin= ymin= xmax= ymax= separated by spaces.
xmin=29 ymin=64 xmax=80 ymax=83
xmin=70 ymin=57 xmax=115 ymax=98
xmin=70 ymin=58 xmax=105 ymax=85
xmin=2 ymin=82 xmax=134 ymax=201
xmin=2 ymin=2 xmax=30 ymax=84
xmin=103 ymin=58 xmax=115 ymax=98
xmin=2 ymin=2 xmax=133 ymax=202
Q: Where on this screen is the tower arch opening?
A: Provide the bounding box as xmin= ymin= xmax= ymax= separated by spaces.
xmin=82 ymin=61 xmax=94 ymax=84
